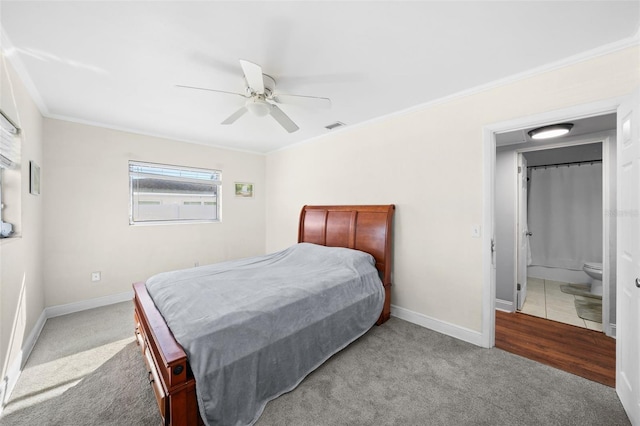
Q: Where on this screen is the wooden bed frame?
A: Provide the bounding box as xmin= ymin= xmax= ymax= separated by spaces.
xmin=132 ymin=204 xmax=395 ymax=426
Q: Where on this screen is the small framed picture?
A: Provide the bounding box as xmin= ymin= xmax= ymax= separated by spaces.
xmin=234 ymin=182 xmax=254 ymax=198
xmin=30 ymin=161 xmax=40 ymax=195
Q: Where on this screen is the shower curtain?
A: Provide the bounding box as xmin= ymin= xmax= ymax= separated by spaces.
xmin=528 ymin=162 xmax=602 ymax=270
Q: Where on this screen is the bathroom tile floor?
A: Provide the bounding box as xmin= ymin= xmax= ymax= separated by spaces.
xmin=520 ymin=277 xmax=603 ymax=332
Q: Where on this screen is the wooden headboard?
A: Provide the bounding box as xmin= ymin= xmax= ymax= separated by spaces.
xmin=298 ymin=204 xmax=395 ymax=324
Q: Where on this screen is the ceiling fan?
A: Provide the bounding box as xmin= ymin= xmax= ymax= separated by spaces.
xmin=177 ymin=60 xmax=331 ymax=133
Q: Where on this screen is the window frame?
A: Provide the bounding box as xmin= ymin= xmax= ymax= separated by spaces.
xmin=128 ymin=160 xmax=222 ymax=225
xmin=0 ymin=109 xmax=21 ymax=238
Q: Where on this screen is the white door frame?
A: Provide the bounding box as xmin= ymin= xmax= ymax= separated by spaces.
xmin=511 ymin=136 xmax=612 ymax=335
xmin=482 ymin=97 xmax=625 ymax=348
xmin=516 ymin=153 xmax=528 ymax=311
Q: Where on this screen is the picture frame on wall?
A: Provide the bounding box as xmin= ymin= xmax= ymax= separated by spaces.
xmin=234 ymin=182 xmax=254 ymax=198
xmin=30 ymin=161 xmax=40 ymax=195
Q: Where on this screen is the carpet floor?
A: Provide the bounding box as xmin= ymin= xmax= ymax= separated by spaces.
xmin=0 ymin=302 xmax=630 ymax=425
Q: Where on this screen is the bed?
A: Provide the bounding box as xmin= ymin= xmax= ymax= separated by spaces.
xmin=132 ymin=204 xmax=395 ymax=426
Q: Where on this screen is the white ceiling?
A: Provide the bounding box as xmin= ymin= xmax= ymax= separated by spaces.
xmin=1 ymin=1 xmax=639 ymax=153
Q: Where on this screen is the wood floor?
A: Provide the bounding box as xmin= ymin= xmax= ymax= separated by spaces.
xmin=495 ymin=310 xmax=616 ymax=387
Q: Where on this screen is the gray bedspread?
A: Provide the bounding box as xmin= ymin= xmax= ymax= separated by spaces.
xmin=146 ymin=242 xmax=384 ymax=426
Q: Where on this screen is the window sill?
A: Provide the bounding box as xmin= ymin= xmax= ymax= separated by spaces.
xmin=129 ymin=220 xmax=221 ymax=227
xmin=0 ymin=235 xmax=22 ymax=244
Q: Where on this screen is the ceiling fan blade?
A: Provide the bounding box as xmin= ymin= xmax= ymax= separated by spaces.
xmin=176 ymin=84 xmax=246 ymax=98
xmin=272 ymin=93 xmax=332 ymax=109
xmin=269 ymin=104 xmax=299 ymax=133
xmin=221 ymin=106 xmax=248 ymax=125
xmin=239 ymin=59 xmax=265 ymax=94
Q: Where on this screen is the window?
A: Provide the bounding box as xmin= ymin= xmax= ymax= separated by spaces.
xmin=0 ymin=110 xmax=21 ymax=238
xmin=129 ymin=161 xmax=221 ymax=224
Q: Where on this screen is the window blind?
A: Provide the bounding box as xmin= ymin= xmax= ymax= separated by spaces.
xmin=0 ymin=110 xmax=20 ymax=169
xmin=129 ymin=161 xmax=222 ymax=185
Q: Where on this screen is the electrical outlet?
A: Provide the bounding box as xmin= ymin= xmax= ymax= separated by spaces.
xmin=194 ymin=261 xmax=199 ymax=267
xmin=91 ymin=271 xmax=101 ymax=282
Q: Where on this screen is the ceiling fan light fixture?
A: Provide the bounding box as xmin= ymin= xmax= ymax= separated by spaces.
xmin=245 ymin=98 xmax=270 ymax=117
xmin=528 ymin=123 xmax=574 ymax=140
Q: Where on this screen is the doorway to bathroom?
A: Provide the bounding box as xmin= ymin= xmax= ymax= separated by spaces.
xmin=518 ymin=142 xmax=608 ymax=332
xmin=494 ymin=113 xmax=617 ymax=337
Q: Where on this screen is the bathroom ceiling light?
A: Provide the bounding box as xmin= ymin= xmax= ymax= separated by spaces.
xmin=528 ymin=123 xmax=574 ymax=140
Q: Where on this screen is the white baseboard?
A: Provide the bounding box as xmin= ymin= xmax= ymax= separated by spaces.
xmin=45 ymin=291 xmax=133 ymax=318
xmin=391 ymin=304 xmax=484 ymax=347
xmin=1 ymin=291 xmax=133 ymax=414
xmin=495 ymin=299 xmax=514 ymax=312
xmin=0 ymin=309 xmax=46 ymax=416
xmin=608 ymin=324 xmax=616 ymax=339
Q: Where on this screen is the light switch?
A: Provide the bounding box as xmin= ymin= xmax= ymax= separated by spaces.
xmin=471 ymin=225 xmax=481 ymax=238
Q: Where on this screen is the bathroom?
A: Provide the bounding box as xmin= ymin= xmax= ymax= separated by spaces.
xmin=494 ymin=113 xmax=617 ymax=336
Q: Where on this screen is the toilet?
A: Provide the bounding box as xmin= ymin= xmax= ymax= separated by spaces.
xmin=583 ymin=262 xmax=603 ymax=296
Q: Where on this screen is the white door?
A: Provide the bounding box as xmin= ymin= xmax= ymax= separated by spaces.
xmin=517 ymin=154 xmax=529 ymax=310
xmin=616 ymin=91 xmax=640 ymax=424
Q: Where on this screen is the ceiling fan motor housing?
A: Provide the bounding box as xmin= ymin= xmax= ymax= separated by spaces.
xmin=246 ymin=74 xmax=275 ymax=97
xmin=244 ymin=74 xmax=276 ymax=116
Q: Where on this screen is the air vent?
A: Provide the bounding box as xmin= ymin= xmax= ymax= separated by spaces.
xmin=324 ymin=121 xmax=345 ymax=130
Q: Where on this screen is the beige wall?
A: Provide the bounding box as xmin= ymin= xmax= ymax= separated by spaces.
xmin=265 ymin=46 xmax=640 ymax=333
xmin=0 ymin=54 xmax=45 ymax=394
xmin=42 ymin=119 xmax=266 ymax=307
